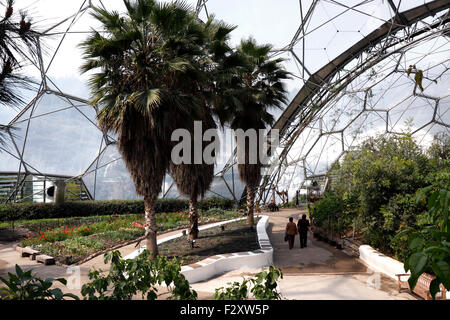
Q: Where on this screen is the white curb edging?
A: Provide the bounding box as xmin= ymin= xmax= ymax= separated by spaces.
xmin=359 ymin=245 xmax=450 ymax=299
xmin=124 ymin=215 xmax=273 ymax=284
xmin=359 ymin=245 xmax=407 ymax=281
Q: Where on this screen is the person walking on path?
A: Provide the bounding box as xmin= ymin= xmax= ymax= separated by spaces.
xmin=285 ymin=217 xmax=298 ymax=250
xmin=297 ymin=214 xmax=310 ymax=248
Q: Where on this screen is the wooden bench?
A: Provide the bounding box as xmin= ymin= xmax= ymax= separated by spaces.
xmin=36 ymin=255 xmax=55 ymax=266
xmin=18 ymin=246 xmax=41 ymax=260
xmin=396 ymin=273 xmax=447 ymax=300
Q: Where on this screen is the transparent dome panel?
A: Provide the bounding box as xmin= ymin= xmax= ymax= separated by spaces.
xmin=20 ymin=93 xmax=103 ymax=176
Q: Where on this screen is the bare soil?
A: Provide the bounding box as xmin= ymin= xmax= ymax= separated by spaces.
xmin=159 ymin=219 xmax=260 ymax=265
xmin=0 ymin=227 xmax=31 ymax=243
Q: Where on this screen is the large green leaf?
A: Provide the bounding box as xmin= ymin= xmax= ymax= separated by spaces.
xmin=416 ymin=185 xmax=433 ymax=204
xmin=409 ymin=252 xmax=428 ymax=274
xmin=429 ymin=278 xmax=442 ymax=300
xmin=432 ymin=260 xmax=450 ymax=289
xmin=408 ymin=234 xmax=425 ymax=251
xmin=424 ymin=246 xmax=450 ymax=255
xmin=407 ymin=252 xmax=428 ymax=290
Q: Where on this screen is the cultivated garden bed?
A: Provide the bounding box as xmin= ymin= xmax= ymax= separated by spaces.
xmin=158 ymin=218 xmax=260 ymax=266
xmin=12 ymin=208 xmax=243 ymax=265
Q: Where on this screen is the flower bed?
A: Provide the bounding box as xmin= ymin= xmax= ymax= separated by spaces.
xmin=18 ymin=209 xmax=242 ymax=265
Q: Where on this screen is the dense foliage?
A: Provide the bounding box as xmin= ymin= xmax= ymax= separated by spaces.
xmin=401 ymin=183 xmax=450 ymax=298
xmin=309 ymin=133 xmax=449 ymax=261
xmin=0 ymin=265 xmax=78 ymax=300
xmin=81 ymin=250 xmax=197 ymax=300
xmin=0 ymin=197 xmax=234 ymax=222
xmin=214 ymin=266 xmax=283 ymax=300
xmin=1 ymin=250 xmax=284 ymax=300
xmin=308 ymin=192 xmax=347 ymax=237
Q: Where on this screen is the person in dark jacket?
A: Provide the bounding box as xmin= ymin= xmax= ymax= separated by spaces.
xmin=285 ymin=217 xmax=298 ymax=249
xmin=297 ymin=214 xmax=310 ymax=248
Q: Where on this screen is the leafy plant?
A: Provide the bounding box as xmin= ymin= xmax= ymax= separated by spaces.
xmin=81 ymin=250 xmax=197 ymax=300
xmin=214 ymin=266 xmax=283 ymax=300
xmin=400 ymin=184 xmax=450 ymax=299
xmin=214 ymin=280 xmax=249 ymax=300
xmin=329 ymin=133 xmax=434 ymax=252
xmin=309 ymin=192 xmax=344 ymax=232
xmin=250 ymin=266 xmax=284 ymax=300
xmin=0 ymin=265 xmax=79 ymax=300
xmin=1 ymin=252 xmax=282 ymax=301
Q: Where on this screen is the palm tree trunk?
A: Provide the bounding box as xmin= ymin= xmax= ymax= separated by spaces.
xmin=144 ymin=194 xmax=158 ymax=259
xmin=188 ymin=197 xmax=199 ymax=240
xmin=246 ymin=184 xmax=255 ymax=228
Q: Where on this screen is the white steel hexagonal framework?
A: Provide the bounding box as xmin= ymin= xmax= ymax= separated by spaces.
xmin=0 ymin=0 xmax=449 ymax=204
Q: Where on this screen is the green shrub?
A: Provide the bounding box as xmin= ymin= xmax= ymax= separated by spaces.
xmin=202 ymin=208 xmax=226 ymax=217
xmin=326 ymin=133 xmax=448 ymax=257
xmin=2 ymin=251 xmax=284 ymax=301
xmin=0 ymin=265 xmax=79 ymax=300
xmin=1 ymin=250 xmax=197 ymax=300
xmin=309 ymin=192 xmax=348 ymax=235
xmin=281 ymin=201 xmax=296 ymax=208
xmin=332 ymin=133 xmax=429 ymax=219
xmin=0 ymin=200 xmax=146 ymax=222
xmin=379 ymin=193 xmax=426 ymax=260
xmin=97 ymin=230 xmax=142 ymax=242
xmin=81 ymin=250 xmax=197 ymax=300
xmin=197 ymin=197 xmax=234 ymax=211
xmin=400 ymin=184 xmax=450 ymax=299
xmin=63 ymin=237 xmax=106 ymax=252
xmin=214 ymin=266 xmax=283 ymax=300
xmin=0 ymin=197 xmax=233 ymax=222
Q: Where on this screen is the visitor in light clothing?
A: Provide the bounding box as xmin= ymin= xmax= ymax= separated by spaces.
xmin=285 ymin=217 xmax=298 ymax=250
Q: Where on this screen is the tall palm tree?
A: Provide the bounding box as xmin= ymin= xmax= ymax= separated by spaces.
xmin=0 ymin=0 xmax=39 ymax=143
xmin=169 ymin=112 xmax=216 ymax=240
xmin=80 ymin=0 xmax=210 ymax=258
xmin=168 ymin=17 xmax=239 ymax=240
xmin=228 ymin=38 xmax=291 ymax=228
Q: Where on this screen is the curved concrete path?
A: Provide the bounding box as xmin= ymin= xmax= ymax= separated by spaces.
xmin=268 ymin=209 xmax=366 ymax=274
xmin=189 ymin=208 xmax=416 ymax=300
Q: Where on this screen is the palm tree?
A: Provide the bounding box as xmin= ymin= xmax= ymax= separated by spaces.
xmin=168 ymin=17 xmax=238 ymax=240
xmin=169 ymin=112 xmax=216 ymax=240
xmin=0 ymin=0 xmax=39 ymax=142
xmin=80 ymin=0 xmax=210 ymax=258
xmin=228 ymin=38 xmax=291 ymax=228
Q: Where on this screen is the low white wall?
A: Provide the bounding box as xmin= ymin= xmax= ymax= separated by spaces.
xmin=359 ymin=245 xmax=450 ymax=299
xmin=181 ymin=215 xmax=273 ymax=283
xmin=359 ymin=245 xmax=408 ymax=281
xmin=124 ymin=215 xmax=273 ymax=284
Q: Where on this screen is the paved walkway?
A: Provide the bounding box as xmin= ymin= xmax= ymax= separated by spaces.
xmin=189 ymin=208 xmax=416 ymax=300
xmin=0 ymin=209 xmax=416 ymax=300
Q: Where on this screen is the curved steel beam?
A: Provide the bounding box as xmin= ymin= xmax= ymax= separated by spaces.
xmin=272 ymin=0 xmax=450 ymax=139
xmin=257 ymin=0 xmax=450 ymax=203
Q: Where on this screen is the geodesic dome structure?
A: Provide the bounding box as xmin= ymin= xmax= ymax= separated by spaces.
xmin=0 ymin=0 xmax=449 ymax=203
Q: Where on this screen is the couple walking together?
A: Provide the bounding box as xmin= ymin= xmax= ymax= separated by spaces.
xmin=285 ymin=214 xmax=310 ymax=250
